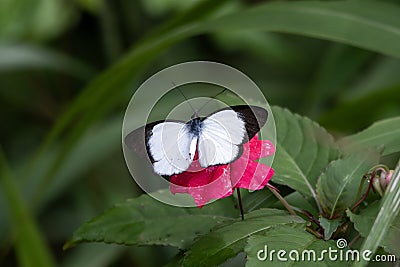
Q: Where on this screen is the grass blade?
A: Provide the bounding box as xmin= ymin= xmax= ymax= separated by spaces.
xmin=0 ymin=149 xmax=55 ymax=267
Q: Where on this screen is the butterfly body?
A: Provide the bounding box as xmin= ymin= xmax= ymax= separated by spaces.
xmin=187 ymin=117 xmax=202 ymax=136
xmin=125 ymin=105 xmax=268 ymax=177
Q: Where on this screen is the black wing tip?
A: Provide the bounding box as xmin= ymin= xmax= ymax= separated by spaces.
xmin=230 ymin=105 xmax=268 ymax=142
xmin=124 ymin=130 xmax=136 ymax=149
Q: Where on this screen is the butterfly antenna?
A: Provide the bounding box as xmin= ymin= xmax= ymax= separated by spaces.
xmin=197 ymin=88 xmax=227 ymax=114
xmin=173 ymin=82 xmax=196 ymax=113
xmin=236 ymin=188 xmax=245 ymax=220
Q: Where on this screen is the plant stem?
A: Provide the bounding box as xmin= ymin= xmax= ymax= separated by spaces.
xmin=349 ymin=234 xmax=361 ymax=247
xmin=306 ymin=226 xmax=324 ymax=239
xmin=236 ymin=188 xmax=245 ymax=221
xmin=268 ymin=186 xmax=297 ymax=216
xmin=355 ymin=175 xmax=368 ymax=205
xmin=351 ymin=166 xmax=387 ymax=212
xmin=301 ymin=210 xmax=323 ymax=229
xmin=351 ymin=176 xmax=374 ymax=212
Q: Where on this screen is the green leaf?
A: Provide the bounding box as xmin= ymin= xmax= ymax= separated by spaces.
xmin=245 ymin=225 xmax=342 ymax=267
xmin=350 ymin=159 xmax=400 ymax=267
xmin=37 ymin=117 xmax=123 ymax=209
xmin=242 ymin=189 xmax=276 ymax=213
xmin=338 ymin=116 xmax=400 ymax=156
xmin=347 ymin=202 xmax=400 ymax=257
xmin=304 ymin=44 xmax=372 ymax=117
xmin=64 ymin=193 xmax=237 ymax=250
xmin=0 ymin=44 xmax=95 ymax=80
xmin=271 ymin=106 xmax=338 ymax=200
xmin=346 ymin=58 xmax=400 ymax=100
xmin=211 ymin=30 xmax=302 ymax=67
xmin=141 ymin=0 xmax=204 ymax=16
xmin=0 ymin=0 xmax=76 ymax=41
xmin=164 ymin=251 xmax=185 ymax=267
xmin=200 ymin=1 xmax=400 ymax=58
xmin=319 ymin=217 xmax=342 ymax=241
xmin=183 ymin=209 xmax=304 ymax=267
xmin=0 ymin=150 xmax=55 ymax=267
xmin=316 ymin=151 xmax=380 ymax=219
xmin=319 ymin=85 xmax=400 ymax=132
xmin=284 ymin=192 xmax=319 ymax=217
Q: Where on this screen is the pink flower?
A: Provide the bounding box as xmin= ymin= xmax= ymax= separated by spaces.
xmin=170 ymin=134 xmax=275 ymax=207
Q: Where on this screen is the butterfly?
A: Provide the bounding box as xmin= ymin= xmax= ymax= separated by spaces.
xmin=124 ymin=105 xmax=268 ymax=177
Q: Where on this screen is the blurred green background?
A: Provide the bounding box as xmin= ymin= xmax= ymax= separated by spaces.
xmin=1 ymin=0 xmax=400 ymax=266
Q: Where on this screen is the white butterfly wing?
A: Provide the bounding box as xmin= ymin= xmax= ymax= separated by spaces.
xmin=198 ymin=109 xmax=246 ymax=167
xmin=125 ymin=105 xmax=267 ymax=176
xmin=148 ymin=122 xmax=196 ymax=175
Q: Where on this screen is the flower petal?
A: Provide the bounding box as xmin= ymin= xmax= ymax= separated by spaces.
xmin=243 ymin=134 xmax=276 ymax=160
xmin=170 ymin=164 xmax=234 ymax=208
xmin=234 ymin=162 xmax=274 ymax=190
xmin=169 ymin=133 xmax=276 ymax=207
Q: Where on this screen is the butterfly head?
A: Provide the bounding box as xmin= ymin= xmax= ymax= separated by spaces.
xmin=191 ymin=110 xmax=199 ymax=119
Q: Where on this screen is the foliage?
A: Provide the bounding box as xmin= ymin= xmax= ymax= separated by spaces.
xmin=66 ymin=107 xmax=400 ymax=266
xmin=1 ymin=0 xmax=400 ymax=266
